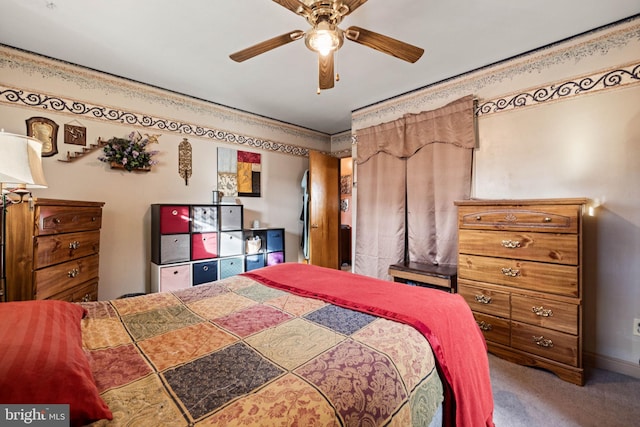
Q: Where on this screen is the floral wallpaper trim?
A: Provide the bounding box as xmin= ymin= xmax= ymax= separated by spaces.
xmin=477 ymin=62 xmax=640 ymax=116
xmin=0 ymin=85 xmax=310 ymax=157
xmin=0 ymin=46 xmax=330 ymax=146
xmin=352 ymin=17 xmax=640 ymax=129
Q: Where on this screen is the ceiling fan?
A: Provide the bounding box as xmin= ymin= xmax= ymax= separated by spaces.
xmin=229 ymin=0 xmax=424 ymax=92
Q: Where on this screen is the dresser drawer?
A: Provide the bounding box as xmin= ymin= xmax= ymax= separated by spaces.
xmin=512 ymin=294 xmax=578 ymax=335
xmin=458 ymin=254 xmax=579 ymax=297
xmin=191 ymin=232 xmax=218 ymax=260
xmin=472 ymin=312 xmax=510 ymax=346
xmin=160 ymin=234 xmax=191 ymax=263
xmin=37 ymin=206 xmax=102 ymax=235
xmin=47 ymin=281 xmax=98 ymax=302
xmin=458 ymin=230 xmax=578 ymax=265
xmin=35 ymin=230 xmax=101 ymax=269
xmin=159 ymin=205 xmax=190 ymax=234
xmin=458 ymin=204 xmax=580 ymax=233
xmin=511 ymin=321 xmax=579 ymax=366
xmin=458 ymin=281 xmax=510 ymax=317
xmin=35 ymin=254 xmax=100 ymax=300
xmin=192 ymin=206 xmax=218 ymax=232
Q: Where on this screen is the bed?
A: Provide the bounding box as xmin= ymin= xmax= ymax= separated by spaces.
xmin=0 ymin=263 xmax=494 ymax=427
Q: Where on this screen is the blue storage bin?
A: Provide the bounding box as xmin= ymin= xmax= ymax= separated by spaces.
xmin=245 ymin=253 xmax=265 ymax=271
xmin=193 ymin=260 xmax=218 ymax=285
xmin=220 ymin=256 xmax=244 ymax=279
xmin=266 ymin=229 xmax=284 ymax=252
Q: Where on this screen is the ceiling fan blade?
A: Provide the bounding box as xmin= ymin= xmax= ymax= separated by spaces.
xmin=340 ymin=0 xmax=368 ymax=16
xmin=318 ymin=52 xmax=335 ymax=90
xmin=230 ymin=30 xmax=305 ymax=62
xmin=345 ymin=26 xmax=424 ymax=63
xmin=272 ymin=0 xmax=311 ymax=15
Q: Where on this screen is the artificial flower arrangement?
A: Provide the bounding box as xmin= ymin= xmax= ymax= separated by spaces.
xmin=99 ymin=131 xmax=160 ymax=171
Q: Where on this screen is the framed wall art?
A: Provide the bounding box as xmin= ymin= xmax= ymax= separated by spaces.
xmin=64 ymin=120 xmax=86 ymax=146
xmin=217 ymin=147 xmax=261 ymax=198
xmin=26 ymin=116 xmax=59 ymax=157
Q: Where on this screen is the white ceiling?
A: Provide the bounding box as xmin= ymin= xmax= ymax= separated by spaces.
xmin=1 ymin=1 xmax=639 ymax=135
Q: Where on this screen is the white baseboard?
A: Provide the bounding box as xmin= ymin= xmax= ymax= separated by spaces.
xmin=584 ymin=351 xmax=640 ymax=379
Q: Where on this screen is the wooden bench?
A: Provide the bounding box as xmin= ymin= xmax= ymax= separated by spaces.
xmin=388 ymin=262 xmax=457 ymax=293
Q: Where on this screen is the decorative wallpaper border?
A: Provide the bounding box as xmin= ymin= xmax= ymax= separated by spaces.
xmin=352 ymin=16 xmax=640 ymax=130
xmin=476 ymin=62 xmax=640 ymax=116
xmin=0 ymin=84 xmax=310 ymax=157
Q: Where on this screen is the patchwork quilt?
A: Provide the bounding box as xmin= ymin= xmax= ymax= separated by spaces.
xmin=82 ymin=273 xmax=444 ymax=426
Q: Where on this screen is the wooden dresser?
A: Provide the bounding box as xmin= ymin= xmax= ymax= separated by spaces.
xmin=5 ymin=198 xmax=104 ymax=302
xmin=455 ymin=198 xmax=587 ymax=385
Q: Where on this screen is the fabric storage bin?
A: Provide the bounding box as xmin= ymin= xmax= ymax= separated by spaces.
xmin=267 ymin=251 xmax=284 ymax=266
xmin=159 ymin=205 xmax=190 ymax=234
xmin=219 ymin=231 xmax=244 ymax=257
xmin=191 ymin=206 xmax=218 ymax=233
xmin=245 ymin=253 xmax=265 ymax=271
xmin=191 ymin=232 xmax=218 ymax=260
xmin=266 ymin=229 xmax=284 ymax=252
xmin=160 ymin=234 xmax=190 ymax=263
xmin=220 ymin=256 xmax=244 ymax=279
xmin=158 ymin=263 xmax=191 ymax=292
xmin=193 ymin=260 xmax=218 ymax=285
xmin=220 ymin=205 xmax=243 ymax=231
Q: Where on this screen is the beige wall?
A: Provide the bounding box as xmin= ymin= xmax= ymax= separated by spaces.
xmin=0 ymin=46 xmax=327 ymax=301
xmin=352 ymin=18 xmax=640 ymax=376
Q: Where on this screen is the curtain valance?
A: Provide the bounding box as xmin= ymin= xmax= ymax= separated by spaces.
xmin=356 ymin=95 xmax=475 ymax=163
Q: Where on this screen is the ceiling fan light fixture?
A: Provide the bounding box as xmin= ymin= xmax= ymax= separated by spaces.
xmin=305 ymin=22 xmax=343 ymax=56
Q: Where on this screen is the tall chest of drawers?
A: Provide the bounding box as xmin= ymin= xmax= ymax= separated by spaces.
xmin=455 ymin=198 xmax=588 ymax=385
xmin=5 ymin=198 xmax=105 ymax=302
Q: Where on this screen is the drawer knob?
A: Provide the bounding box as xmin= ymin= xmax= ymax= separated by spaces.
xmin=81 ymin=293 xmax=91 ymax=302
xmin=203 ymin=266 xmax=209 ymax=271
xmin=172 ymin=209 xmax=178 ymax=216
xmin=475 ymin=215 xmax=482 ymax=221
xmin=501 ymin=267 xmax=520 ymax=277
xmin=532 ymin=306 xmax=553 ymax=317
xmin=69 ymin=241 xmax=80 ymax=250
xmin=67 ymin=268 xmax=79 ymax=278
xmin=54 ymin=218 xmax=61 ymax=224
xmin=501 ymin=240 xmax=521 ymax=249
xmin=477 ymin=321 xmax=493 ymax=331
xmin=544 ymin=217 xmax=552 ymax=222
xmin=474 ymin=294 xmax=492 ymax=304
xmin=533 ymin=335 xmax=554 ymax=348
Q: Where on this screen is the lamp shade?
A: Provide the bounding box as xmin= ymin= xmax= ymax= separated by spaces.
xmin=0 ymin=131 xmax=48 ymax=188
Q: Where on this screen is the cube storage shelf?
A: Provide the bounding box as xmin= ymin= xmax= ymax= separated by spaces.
xmin=150 ymin=203 xmax=284 ymax=293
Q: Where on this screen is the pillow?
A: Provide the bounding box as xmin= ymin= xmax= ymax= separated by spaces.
xmin=0 ymin=300 xmax=112 ymax=426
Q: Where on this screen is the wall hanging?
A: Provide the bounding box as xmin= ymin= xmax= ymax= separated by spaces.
xmin=26 ymin=116 xmax=58 ymax=157
xmin=63 ymin=120 xmax=86 ymax=146
xmin=217 ymin=147 xmax=261 ymax=197
xmin=178 ymin=137 xmax=192 ymax=185
xmin=98 ymin=131 xmax=159 ymax=172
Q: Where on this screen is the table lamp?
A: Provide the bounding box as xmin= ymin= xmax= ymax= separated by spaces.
xmin=0 ymin=130 xmax=48 ymax=302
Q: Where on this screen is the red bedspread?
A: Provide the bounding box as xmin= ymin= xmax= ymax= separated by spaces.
xmin=244 ymin=263 xmax=494 ymax=427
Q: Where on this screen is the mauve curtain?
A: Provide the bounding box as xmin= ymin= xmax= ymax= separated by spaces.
xmin=355 ymin=119 xmax=406 ymax=279
xmin=405 ymin=96 xmax=476 ymax=266
xmin=355 ymin=95 xmax=475 ymax=279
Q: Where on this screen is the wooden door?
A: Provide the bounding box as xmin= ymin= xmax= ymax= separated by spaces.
xmin=308 ymin=150 xmax=340 ymax=269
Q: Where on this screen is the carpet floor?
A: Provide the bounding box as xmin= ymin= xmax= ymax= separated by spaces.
xmin=431 ymin=354 xmax=640 ymax=426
